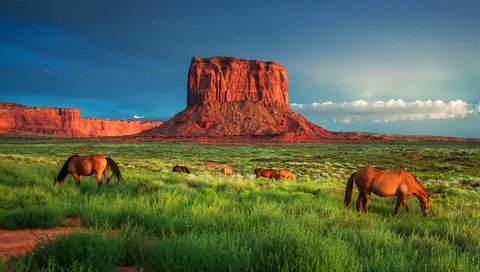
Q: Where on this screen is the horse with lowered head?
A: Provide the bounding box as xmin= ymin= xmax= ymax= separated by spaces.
xmin=254 ymin=168 xmax=277 ymax=180
xmin=54 ymin=154 xmax=124 ymax=187
xmin=222 ymin=167 xmax=233 ymax=176
xmin=344 ymin=167 xmax=431 ymax=216
xmin=275 ymin=169 xmax=295 ymax=180
xmin=173 ymin=166 xmax=190 ymax=174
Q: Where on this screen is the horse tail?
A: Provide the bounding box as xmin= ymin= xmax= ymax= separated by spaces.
xmin=106 ymin=157 xmax=125 ymax=184
xmin=344 ymin=172 xmax=356 ymax=207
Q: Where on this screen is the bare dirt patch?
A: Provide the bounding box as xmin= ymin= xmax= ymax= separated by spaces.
xmin=0 ymin=217 xmax=81 ymax=259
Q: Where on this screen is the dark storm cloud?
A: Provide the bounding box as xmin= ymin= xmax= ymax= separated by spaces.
xmin=1 ymin=0 xmax=480 ymax=136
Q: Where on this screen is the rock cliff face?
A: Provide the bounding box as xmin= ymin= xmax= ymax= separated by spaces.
xmin=0 ymin=102 xmax=162 ymax=137
xmin=187 ymin=56 xmax=289 ymax=108
xmin=137 ymin=56 xmax=336 ymax=143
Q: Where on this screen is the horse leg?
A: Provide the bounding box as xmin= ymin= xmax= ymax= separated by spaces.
xmin=356 ymin=195 xmax=363 ymax=212
xmin=395 ymin=197 xmax=403 ymax=215
xmin=403 ymin=199 xmax=410 ymax=213
xmin=362 ymin=193 xmax=369 ymax=213
xmin=103 ymin=167 xmax=110 ymax=186
xmin=96 ymin=172 xmax=103 ymax=188
xmin=72 ymin=173 xmax=81 ymax=186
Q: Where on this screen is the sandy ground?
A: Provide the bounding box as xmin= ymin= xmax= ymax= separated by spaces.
xmin=0 ymin=218 xmax=144 ymax=271
xmin=0 ymin=217 xmax=80 ymax=259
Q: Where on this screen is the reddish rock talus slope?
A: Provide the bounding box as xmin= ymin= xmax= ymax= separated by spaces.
xmin=0 ymin=102 xmax=162 ymax=137
xmin=137 ymin=56 xmax=337 ymax=142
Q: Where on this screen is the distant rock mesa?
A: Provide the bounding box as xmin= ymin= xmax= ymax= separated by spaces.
xmin=137 ymin=56 xmax=336 ymax=142
xmin=0 ymin=102 xmax=162 ymax=137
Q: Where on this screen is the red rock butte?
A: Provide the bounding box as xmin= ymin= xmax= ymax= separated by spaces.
xmin=187 ymin=56 xmax=289 ymax=108
xmin=137 ymin=56 xmax=338 ymax=142
xmin=0 ymin=102 xmax=162 ymax=137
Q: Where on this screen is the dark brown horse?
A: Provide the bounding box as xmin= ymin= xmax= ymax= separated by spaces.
xmin=173 ymin=166 xmax=190 ymax=174
xmin=54 ymin=154 xmax=124 ymax=187
xmin=254 ymin=168 xmax=277 ymax=180
xmin=344 ymin=167 xmax=431 ymax=216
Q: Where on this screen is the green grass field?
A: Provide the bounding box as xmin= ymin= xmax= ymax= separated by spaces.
xmin=0 ymin=137 xmax=479 ymax=271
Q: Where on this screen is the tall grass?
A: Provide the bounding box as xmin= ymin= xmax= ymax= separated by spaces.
xmin=0 ymin=139 xmax=479 ymax=271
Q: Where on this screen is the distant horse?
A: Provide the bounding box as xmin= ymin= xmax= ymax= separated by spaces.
xmin=275 ymin=169 xmax=295 ymax=180
xmin=80 ymin=145 xmax=90 ymax=153
xmin=54 ymin=154 xmax=124 ymax=187
xmin=344 ymin=167 xmax=431 ymax=216
xmin=254 ymin=168 xmax=277 ymax=180
xmin=222 ymin=167 xmax=233 ymax=176
xmin=173 ymin=166 xmax=190 ymax=174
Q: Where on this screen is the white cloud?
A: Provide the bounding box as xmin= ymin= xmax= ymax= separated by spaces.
xmin=43 ymin=68 xmax=54 ymax=75
xmin=133 ymin=115 xmax=144 ymax=119
xmin=291 ymin=99 xmax=476 ymax=123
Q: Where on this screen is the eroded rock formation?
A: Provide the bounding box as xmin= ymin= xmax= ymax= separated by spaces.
xmin=187 ymin=56 xmax=289 ymax=107
xmin=0 ymin=102 xmax=162 ymax=137
xmin=137 ymin=56 xmax=337 ymax=142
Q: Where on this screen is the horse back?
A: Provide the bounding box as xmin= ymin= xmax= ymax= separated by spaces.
xmin=222 ymin=167 xmax=233 ymax=175
xmin=356 ymin=167 xmax=415 ymax=196
xmin=263 ymin=169 xmax=277 ymax=178
xmin=173 ymin=166 xmax=190 ymax=173
xmin=277 ymin=169 xmax=294 ymax=179
xmin=69 ymin=154 xmax=107 ymax=175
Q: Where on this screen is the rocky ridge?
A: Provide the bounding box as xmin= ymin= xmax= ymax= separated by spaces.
xmin=0 ymin=102 xmax=162 ymax=137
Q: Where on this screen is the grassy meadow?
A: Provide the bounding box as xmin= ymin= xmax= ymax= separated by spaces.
xmin=0 ymin=137 xmax=479 ymax=271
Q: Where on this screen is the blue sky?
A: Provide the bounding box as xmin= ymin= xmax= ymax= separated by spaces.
xmin=1 ymin=1 xmax=479 ymax=137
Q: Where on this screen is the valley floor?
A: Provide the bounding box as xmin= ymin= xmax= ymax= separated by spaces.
xmin=0 ymin=138 xmax=479 ymax=271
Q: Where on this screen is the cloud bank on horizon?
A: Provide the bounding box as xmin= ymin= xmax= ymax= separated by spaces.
xmin=292 ymin=99 xmax=478 ymax=123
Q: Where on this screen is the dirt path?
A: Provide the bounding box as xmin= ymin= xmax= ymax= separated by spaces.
xmin=0 ymin=217 xmax=81 ymax=259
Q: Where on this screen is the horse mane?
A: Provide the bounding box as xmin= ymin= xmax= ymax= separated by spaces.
xmin=56 ymin=155 xmax=78 ymax=181
xmin=413 ymin=176 xmax=429 ymax=198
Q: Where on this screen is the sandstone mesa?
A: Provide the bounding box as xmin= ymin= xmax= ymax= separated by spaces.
xmin=0 ymin=102 xmax=162 ymax=137
xmin=136 ymin=56 xmax=336 ymax=142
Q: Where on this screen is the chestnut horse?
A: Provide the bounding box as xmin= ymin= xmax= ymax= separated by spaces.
xmin=54 ymin=154 xmax=124 ymax=187
xmin=222 ymin=167 xmax=233 ymax=176
xmin=275 ymin=169 xmax=295 ymax=180
xmin=254 ymin=168 xmax=277 ymax=180
xmin=344 ymin=168 xmax=431 ymax=216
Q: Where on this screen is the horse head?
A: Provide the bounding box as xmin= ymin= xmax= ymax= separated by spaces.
xmin=420 ymin=194 xmax=431 ymax=216
xmin=53 ymin=175 xmax=66 ymax=186
xmin=274 ymin=171 xmax=282 ymax=180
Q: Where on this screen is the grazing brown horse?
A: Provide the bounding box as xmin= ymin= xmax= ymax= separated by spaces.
xmin=254 ymin=168 xmax=277 ymax=180
xmin=344 ymin=168 xmax=431 ymax=216
xmin=173 ymin=166 xmax=190 ymax=174
xmin=222 ymin=167 xmax=233 ymax=176
xmin=275 ymin=169 xmax=295 ymax=180
xmin=54 ymin=154 xmax=124 ymax=187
